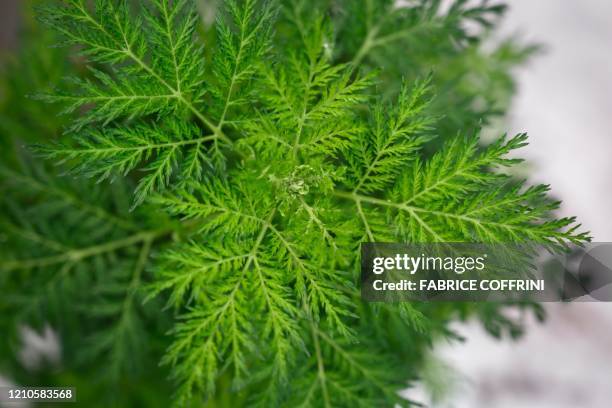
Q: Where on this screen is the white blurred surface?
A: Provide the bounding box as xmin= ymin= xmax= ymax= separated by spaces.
xmin=503 ymin=0 xmax=612 ymax=242
xmin=427 ymin=303 xmax=612 ymax=408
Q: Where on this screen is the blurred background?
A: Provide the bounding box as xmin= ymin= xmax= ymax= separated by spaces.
xmin=408 ymin=1 xmax=612 ymax=407
xmin=1 ymin=0 xmax=611 ymax=407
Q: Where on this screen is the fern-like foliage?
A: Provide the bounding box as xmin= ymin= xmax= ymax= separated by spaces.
xmin=342 ymin=131 xmax=588 ymax=245
xmin=39 ymin=0 xmax=205 ymax=126
xmin=0 ymin=0 xmax=589 ymax=407
xmin=345 ymin=78 xmax=434 ymax=194
xmin=326 ymin=0 xmax=537 ymax=133
xmin=38 ymin=0 xmax=272 ymax=205
xmin=0 ymin=157 xmax=176 ymax=387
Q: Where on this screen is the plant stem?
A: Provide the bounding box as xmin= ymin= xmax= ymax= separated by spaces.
xmin=1 ymin=228 xmax=170 ymax=272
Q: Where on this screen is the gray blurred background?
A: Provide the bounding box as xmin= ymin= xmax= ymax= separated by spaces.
xmin=1 ymin=0 xmax=611 ymax=407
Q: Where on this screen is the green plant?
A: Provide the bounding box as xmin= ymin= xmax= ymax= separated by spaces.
xmin=0 ymin=0 xmax=587 ymax=406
